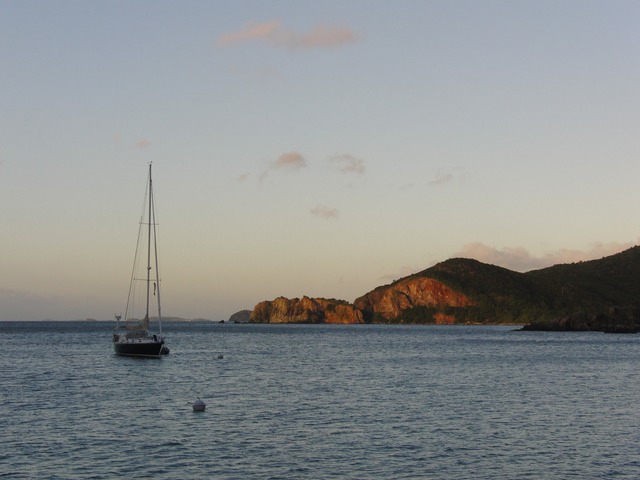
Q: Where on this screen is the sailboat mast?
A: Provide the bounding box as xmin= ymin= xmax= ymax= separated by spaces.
xmin=145 ymin=162 xmax=153 ymax=324
xmin=151 ymin=167 xmax=163 ymax=337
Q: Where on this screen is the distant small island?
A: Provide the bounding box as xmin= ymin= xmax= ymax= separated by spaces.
xmin=238 ymin=246 xmax=640 ymax=333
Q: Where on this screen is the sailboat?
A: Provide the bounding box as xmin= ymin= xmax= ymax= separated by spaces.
xmin=113 ymin=163 xmax=169 ymax=357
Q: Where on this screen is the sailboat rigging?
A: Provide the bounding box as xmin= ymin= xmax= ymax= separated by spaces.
xmin=113 ymin=163 xmax=169 ymax=357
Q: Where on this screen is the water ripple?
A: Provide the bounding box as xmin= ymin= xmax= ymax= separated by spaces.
xmin=1 ymin=323 xmax=640 ymax=479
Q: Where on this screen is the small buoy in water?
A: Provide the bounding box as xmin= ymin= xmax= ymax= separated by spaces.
xmin=217 ymin=354 xmax=223 ymax=359
xmin=192 ymin=398 xmax=206 ymax=412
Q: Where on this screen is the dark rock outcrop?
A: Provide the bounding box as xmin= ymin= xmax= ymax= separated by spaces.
xmin=522 ymin=306 xmax=640 ymax=333
xmin=228 ymin=310 xmax=252 ymax=323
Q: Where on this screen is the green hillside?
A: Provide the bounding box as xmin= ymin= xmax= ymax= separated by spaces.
xmin=525 ymin=246 xmax=640 ymax=313
xmin=402 ymin=246 xmax=640 ymax=324
xmin=408 ymin=258 xmax=551 ymax=323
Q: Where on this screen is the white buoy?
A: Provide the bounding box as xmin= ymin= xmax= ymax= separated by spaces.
xmin=192 ymin=398 xmax=206 ymax=412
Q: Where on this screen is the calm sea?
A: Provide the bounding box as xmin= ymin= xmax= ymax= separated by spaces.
xmin=1 ymin=321 xmax=639 ymax=479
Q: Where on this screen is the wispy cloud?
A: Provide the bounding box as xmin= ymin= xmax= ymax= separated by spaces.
xmin=218 ymin=20 xmax=360 ymax=50
xmin=134 ymin=138 xmax=151 ymax=149
xmin=218 ymin=21 xmax=280 ymax=46
xmin=428 ymin=171 xmax=453 ymax=186
xmin=274 ymin=151 xmax=306 ymax=170
xmin=310 ymin=205 xmax=338 ymax=219
xmin=456 ymin=241 xmax=637 ymax=272
xmin=112 ymin=134 xmax=150 ymax=150
xmin=329 ymin=154 xmax=365 ymax=174
xmin=252 ymin=151 xmax=306 ymax=185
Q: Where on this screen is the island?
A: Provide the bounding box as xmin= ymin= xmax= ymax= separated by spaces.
xmin=238 ymin=246 xmax=640 ymax=333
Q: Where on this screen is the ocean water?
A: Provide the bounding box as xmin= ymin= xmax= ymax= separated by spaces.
xmin=1 ymin=322 xmax=639 ymax=479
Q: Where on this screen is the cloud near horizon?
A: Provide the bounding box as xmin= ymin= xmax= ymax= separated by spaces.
xmin=217 ymin=20 xmax=360 ymax=50
xmin=456 ymin=241 xmax=637 ymax=272
xmin=310 ymin=205 xmax=338 ymax=219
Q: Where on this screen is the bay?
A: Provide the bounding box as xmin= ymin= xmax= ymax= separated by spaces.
xmin=1 ymin=322 xmax=639 ymax=479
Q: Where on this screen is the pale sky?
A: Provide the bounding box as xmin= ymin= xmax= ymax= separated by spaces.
xmin=1 ymin=1 xmax=638 ymax=321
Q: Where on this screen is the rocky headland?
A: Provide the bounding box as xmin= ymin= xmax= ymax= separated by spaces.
xmin=235 ymin=246 xmax=640 ymax=332
xmin=353 ymin=277 xmax=473 ymax=324
xmin=250 ymin=296 xmax=364 ymax=324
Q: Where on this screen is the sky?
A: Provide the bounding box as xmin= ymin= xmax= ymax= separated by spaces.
xmin=1 ymin=0 xmax=639 ymax=321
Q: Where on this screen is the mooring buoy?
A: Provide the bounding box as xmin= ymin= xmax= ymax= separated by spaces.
xmin=192 ymin=398 xmax=206 ymax=412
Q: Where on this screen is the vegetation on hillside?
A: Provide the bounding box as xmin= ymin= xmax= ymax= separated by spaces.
xmin=364 ymin=246 xmax=640 ymax=325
